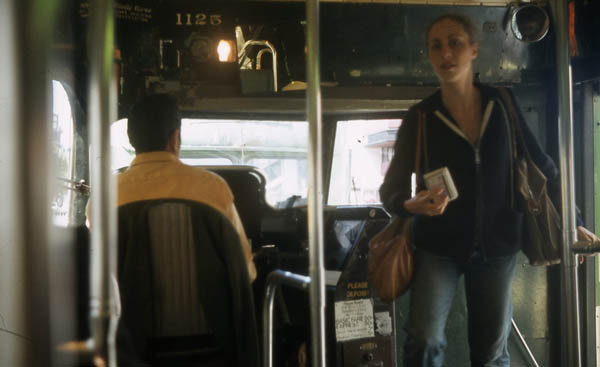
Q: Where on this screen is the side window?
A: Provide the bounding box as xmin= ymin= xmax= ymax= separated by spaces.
xmin=51 ymin=81 xmax=75 ymax=226
xmin=328 ymin=119 xmax=401 ymax=206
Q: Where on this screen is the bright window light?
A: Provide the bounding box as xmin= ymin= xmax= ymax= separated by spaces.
xmin=110 ymin=118 xmax=308 ymax=207
xmin=51 ymin=81 xmax=75 ymax=226
xmin=328 ymin=119 xmax=403 ymax=206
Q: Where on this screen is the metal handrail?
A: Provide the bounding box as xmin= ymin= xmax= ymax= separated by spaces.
xmin=263 ymin=270 xmax=311 ymax=367
xmin=88 ymin=1 xmax=118 ymax=365
xmin=306 ymin=1 xmax=326 ymax=366
xmin=572 ymin=240 xmax=600 ymax=254
xmin=549 ymin=0 xmax=581 ymax=365
xmin=159 ymin=39 xmax=173 ymax=70
xmin=256 ymin=48 xmax=272 ymax=70
xmin=14 ymin=0 xmax=60 ymax=364
xmin=239 ymin=40 xmax=278 ymax=92
xmin=511 ymin=319 xmax=540 ymax=367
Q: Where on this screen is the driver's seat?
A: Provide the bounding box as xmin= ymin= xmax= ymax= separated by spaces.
xmin=117 ymin=199 xmax=259 ymax=367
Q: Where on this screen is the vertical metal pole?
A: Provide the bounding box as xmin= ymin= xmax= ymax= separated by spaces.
xmin=88 ymin=0 xmax=118 ymax=365
xmin=593 ymin=91 xmax=600 ymax=367
xmin=0 ymin=1 xmax=25 ymax=364
xmin=550 ymin=1 xmax=581 ymax=366
xmin=306 ymin=0 xmax=326 ymax=366
xmin=16 ymin=0 xmax=61 ymax=365
xmin=582 ymin=83 xmax=598 ymax=367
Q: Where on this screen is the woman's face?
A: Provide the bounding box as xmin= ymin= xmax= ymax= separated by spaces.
xmin=427 ymin=19 xmax=478 ymax=84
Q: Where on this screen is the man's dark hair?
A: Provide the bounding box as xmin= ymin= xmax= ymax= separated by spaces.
xmin=127 ymin=94 xmax=181 ymax=153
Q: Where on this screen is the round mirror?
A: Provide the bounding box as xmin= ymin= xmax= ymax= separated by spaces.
xmin=510 ymin=4 xmax=550 ymax=43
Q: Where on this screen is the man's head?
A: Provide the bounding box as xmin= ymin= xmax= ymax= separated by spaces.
xmin=127 ymin=94 xmax=181 ymax=154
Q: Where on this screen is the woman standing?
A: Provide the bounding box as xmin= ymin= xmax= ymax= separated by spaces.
xmin=379 ymin=14 xmax=595 ymax=366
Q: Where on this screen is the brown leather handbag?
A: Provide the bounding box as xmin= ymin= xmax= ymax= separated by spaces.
xmin=367 ymin=215 xmax=414 ymax=302
xmin=368 ymin=110 xmax=423 ymax=302
xmin=498 ymin=87 xmax=562 ymax=266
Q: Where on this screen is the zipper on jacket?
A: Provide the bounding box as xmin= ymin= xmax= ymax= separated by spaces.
xmin=474 ymin=146 xmax=481 ymax=165
xmin=434 ymin=101 xmax=494 ymax=261
xmin=473 ymin=141 xmax=487 ymax=260
xmin=498 ymin=98 xmax=515 ymax=209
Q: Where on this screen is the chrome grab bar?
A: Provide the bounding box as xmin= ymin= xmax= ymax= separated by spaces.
xmin=549 ymin=0 xmax=582 ymax=365
xmin=306 ymin=0 xmax=326 ymax=365
xmin=511 ymin=319 xmax=540 ymax=367
xmin=11 ymin=0 xmax=59 ymax=363
xmin=88 ymin=0 xmax=118 ymax=365
xmin=263 ymin=270 xmax=311 ymax=367
xmin=256 ymin=48 xmax=272 ymax=70
xmin=238 ymin=40 xmax=278 ymax=92
xmin=159 ymin=39 xmax=173 ymax=70
xmin=572 ymin=240 xmax=600 ymax=254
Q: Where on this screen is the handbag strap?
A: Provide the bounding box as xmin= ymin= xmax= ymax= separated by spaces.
xmin=421 ymin=111 xmax=428 ymax=174
xmin=497 ymin=87 xmax=517 ymax=208
xmin=415 ymin=109 xmax=423 ymax=178
xmin=498 ymin=86 xmax=540 ymax=210
xmin=497 ymin=87 xmax=531 ymax=161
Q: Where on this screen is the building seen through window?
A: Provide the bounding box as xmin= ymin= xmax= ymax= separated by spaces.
xmin=51 ymin=80 xmax=75 ymax=227
xmin=328 ymin=119 xmax=401 ymax=206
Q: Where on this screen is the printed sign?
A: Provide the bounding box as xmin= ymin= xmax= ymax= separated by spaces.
xmin=335 ymin=299 xmax=374 ymax=342
xmin=175 ymin=13 xmax=223 ymax=26
xmin=346 ymin=281 xmax=369 ymax=299
xmin=80 ymin=2 xmax=152 ymax=23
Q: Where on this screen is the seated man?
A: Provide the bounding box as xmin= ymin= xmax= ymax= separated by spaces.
xmin=118 ymin=93 xmax=256 ymax=282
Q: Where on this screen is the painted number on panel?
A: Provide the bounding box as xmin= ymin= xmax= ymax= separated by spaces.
xmin=175 ymin=13 xmax=222 ymax=26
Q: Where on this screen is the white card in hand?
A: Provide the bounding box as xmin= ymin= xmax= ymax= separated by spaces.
xmin=423 ymin=167 xmax=458 ymax=201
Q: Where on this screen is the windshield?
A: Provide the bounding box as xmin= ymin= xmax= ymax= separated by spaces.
xmin=111 ymin=118 xmax=308 ymax=207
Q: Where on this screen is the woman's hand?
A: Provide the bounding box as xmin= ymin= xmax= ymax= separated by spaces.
xmin=577 ymin=226 xmax=598 ymax=244
xmin=576 ymin=226 xmax=599 ymax=264
xmin=403 ymin=188 xmax=449 ymax=216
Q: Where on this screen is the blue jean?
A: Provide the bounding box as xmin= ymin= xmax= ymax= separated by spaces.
xmin=404 ymin=249 xmax=517 ymax=367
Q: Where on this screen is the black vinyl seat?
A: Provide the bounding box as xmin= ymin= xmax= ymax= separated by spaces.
xmin=117 ymin=199 xmax=259 ymax=367
xmin=204 ymin=166 xmax=269 ymax=247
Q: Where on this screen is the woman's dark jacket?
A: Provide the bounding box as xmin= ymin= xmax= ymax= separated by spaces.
xmin=379 ymin=84 xmax=562 ymax=262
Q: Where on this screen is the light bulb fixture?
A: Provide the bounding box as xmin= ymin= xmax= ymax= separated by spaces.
xmin=217 ymin=40 xmax=236 ymax=62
